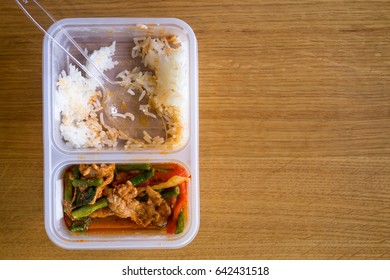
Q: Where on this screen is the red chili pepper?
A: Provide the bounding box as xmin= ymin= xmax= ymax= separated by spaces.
xmin=167 ymin=182 xmax=187 ymax=234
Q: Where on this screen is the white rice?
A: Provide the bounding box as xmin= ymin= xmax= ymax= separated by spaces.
xmin=139 ymin=104 xmax=149 ymax=111
xmin=141 ymin=37 xmax=188 ymax=109
xmin=143 ymin=130 xmax=152 ymax=143
xmin=138 ymin=90 xmax=146 ymax=102
xmin=86 ymin=42 xmax=119 ymax=87
xmin=126 ymin=35 xmax=189 ymax=146
xmin=56 ymin=42 xmax=119 ymax=148
xmin=99 ymin=112 xmax=105 ymax=125
xmin=144 ymin=111 xmax=157 ymax=119
xmin=124 ymin=112 xmax=135 ymax=121
xmin=127 ymin=88 xmax=135 ymax=95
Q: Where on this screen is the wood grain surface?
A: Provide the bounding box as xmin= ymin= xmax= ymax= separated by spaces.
xmin=1 ymin=0 xmax=390 ymax=259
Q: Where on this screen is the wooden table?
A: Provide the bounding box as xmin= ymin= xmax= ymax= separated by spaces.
xmin=1 ymin=0 xmax=390 ymax=259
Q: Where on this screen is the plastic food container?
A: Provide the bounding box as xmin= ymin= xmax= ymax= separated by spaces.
xmin=43 ymin=18 xmax=199 ymax=249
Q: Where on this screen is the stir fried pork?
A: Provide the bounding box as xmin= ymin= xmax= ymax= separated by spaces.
xmin=64 ymin=163 xmax=189 ymax=233
xmin=105 ymin=181 xmax=157 ymax=226
xmin=146 ymin=186 xmax=171 ymax=227
xmin=79 ymin=164 xmax=115 ymax=184
xmin=78 ymin=164 xmax=115 ymax=204
xmin=105 ymin=181 xmax=171 ymax=227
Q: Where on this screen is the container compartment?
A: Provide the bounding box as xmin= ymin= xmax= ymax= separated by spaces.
xmin=46 ymin=160 xmax=198 ymax=249
xmin=44 ymin=18 xmax=196 ymax=154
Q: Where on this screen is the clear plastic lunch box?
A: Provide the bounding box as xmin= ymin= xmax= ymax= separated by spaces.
xmin=43 ymin=18 xmax=199 ymax=249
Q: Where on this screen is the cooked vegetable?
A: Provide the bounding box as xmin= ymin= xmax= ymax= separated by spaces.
xmin=63 ymin=163 xmax=189 ymax=234
xmin=71 ymin=197 xmax=108 ymax=219
xmin=70 ymin=224 xmax=88 ymax=232
xmin=63 ymin=171 xmax=74 ymax=214
xmin=167 ymin=182 xmax=187 ymax=234
xmin=72 ymin=178 xmax=103 ymax=188
xmin=73 ymin=187 xmax=97 ymax=208
xmin=137 ymin=186 xmax=179 ymax=201
xmin=70 ymin=218 xmax=91 ymax=232
xmin=150 ymin=175 xmax=187 ymax=190
xmin=154 ymin=168 xmax=171 ymax=173
xmin=130 ymin=169 xmax=155 ymax=186
xmin=70 ymin=165 xmax=80 ymax=179
xmin=116 ymin=163 xmax=151 ymax=171
xmin=64 ymin=172 xmax=73 ymax=204
xmin=161 ymin=186 xmax=180 ymax=199
xmin=175 ymin=211 xmax=185 ymax=234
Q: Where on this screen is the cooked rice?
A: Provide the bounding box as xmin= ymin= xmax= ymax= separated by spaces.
xmin=56 ymin=30 xmax=188 ymax=150
xmin=144 ymin=111 xmax=157 ymax=119
xmin=56 ymin=42 xmax=119 ymax=148
xmin=124 ymin=112 xmax=135 ymax=121
xmin=112 ymin=112 xmax=126 ymax=119
xmin=99 ymin=112 xmax=105 ymax=126
xmin=138 ymin=90 xmax=146 ymax=102
xmin=118 ymin=130 xmax=129 ymax=139
xmin=143 ymin=130 xmax=152 ymax=143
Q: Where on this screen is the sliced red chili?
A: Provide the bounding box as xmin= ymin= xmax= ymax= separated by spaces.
xmin=167 ymin=182 xmax=188 ymax=234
